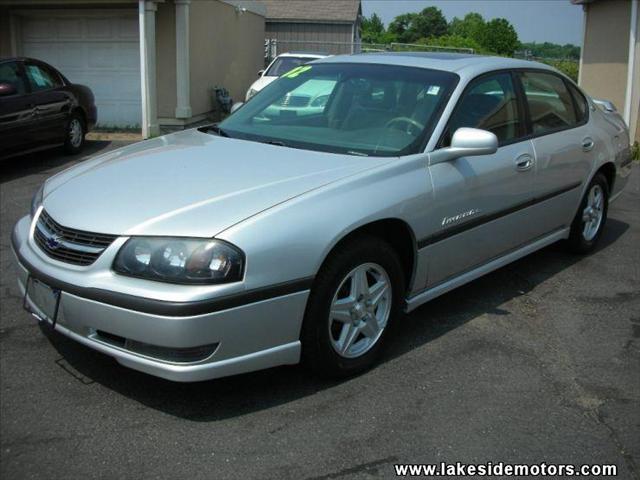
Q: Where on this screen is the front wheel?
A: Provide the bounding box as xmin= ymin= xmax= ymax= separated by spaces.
xmin=566 ymin=172 xmax=609 ymax=254
xmin=63 ymin=113 xmax=86 ymax=155
xmin=301 ymin=236 xmax=405 ymax=378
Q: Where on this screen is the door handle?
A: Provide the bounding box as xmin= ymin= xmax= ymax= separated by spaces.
xmin=582 ymin=138 xmax=594 ymax=152
xmin=515 ymin=154 xmax=534 ymax=172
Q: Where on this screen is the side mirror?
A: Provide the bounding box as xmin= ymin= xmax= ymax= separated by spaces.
xmin=230 ymin=102 xmax=244 ymax=114
xmin=0 ymin=83 xmax=17 ymax=97
xmin=593 ymin=98 xmax=617 ymax=112
xmin=257 ymin=69 xmax=264 ymax=77
xmin=430 ymin=128 xmax=498 ymax=165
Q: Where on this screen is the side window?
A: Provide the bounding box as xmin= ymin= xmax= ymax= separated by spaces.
xmin=567 ymin=82 xmax=589 ymax=123
xmin=445 ymin=72 xmax=522 ymax=145
xmin=520 ymin=71 xmax=577 ymax=134
xmin=0 ymin=61 xmax=27 ymax=95
xmin=24 ymin=63 xmax=61 ymax=92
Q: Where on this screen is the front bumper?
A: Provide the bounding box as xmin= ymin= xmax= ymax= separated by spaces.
xmin=12 ymin=215 xmax=309 ymax=382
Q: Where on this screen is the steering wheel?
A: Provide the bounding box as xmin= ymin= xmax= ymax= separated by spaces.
xmin=385 ymin=117 xmax=425 ymax=136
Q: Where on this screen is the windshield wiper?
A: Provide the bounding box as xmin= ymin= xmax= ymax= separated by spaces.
xmin=206 ymin=124 xmax=232 ymax=138
xmin=347 ymin=150 xmax=369 ymax=157
xmin=262 ymin=140 xmax=287 ymax=147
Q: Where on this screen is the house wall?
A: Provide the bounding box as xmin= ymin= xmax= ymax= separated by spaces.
xmin=156 ymin=1 xmax=177 ymax=119
xmin=580 ymin=0 xmax=630 ymax=114
xmin=189 ymin=0 xmax=265 ymax=119
xmin=266 ymin=21 xmax=355 ymax=55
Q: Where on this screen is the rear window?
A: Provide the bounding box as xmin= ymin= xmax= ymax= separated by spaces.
xmin=24 ymin=63 xmax=62 ymax=92
xmin=265 ymin=57 xmax=314 ymax=77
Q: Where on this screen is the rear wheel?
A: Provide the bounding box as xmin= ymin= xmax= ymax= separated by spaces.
xmin=566 ymin=172 xmax=609 ymax=253
xmin=301 ymin=236 xmax=405 ymax=377
xmin=63 ymin=112 xmax=86 ymax=155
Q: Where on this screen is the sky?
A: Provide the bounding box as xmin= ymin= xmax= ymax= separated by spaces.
xmin=361 ymin=0 xmax=584 ymax=45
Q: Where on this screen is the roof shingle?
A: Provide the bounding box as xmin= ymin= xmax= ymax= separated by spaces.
xmin=260 ymin=0 xmax=361 ymax=23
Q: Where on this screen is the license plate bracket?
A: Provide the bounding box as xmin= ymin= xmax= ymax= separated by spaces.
xmin=23 ymin=276 xmax=61 ymax=326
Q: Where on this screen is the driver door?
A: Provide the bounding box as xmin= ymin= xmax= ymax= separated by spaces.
xmin=423 ymin=71 xmax=538 ymax=287
xmin=0 ymin=61 xmax=34 ymax=156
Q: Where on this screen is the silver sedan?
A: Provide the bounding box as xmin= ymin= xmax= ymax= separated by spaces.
xmin=11 ymin=53 xmax=632 ymax=381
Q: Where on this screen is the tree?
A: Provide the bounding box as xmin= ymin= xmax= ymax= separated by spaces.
xmin=519 ymin=41 xmax=581 ymax=60
xmin=388 ymin=7 xmax=448 ymax=43
xmin=449 ymin=13 xmax=485 ymax=43
xmin=361 ymin=13 xmax=385 ymax=43
xmin=388 ymin=13 xmax=416 ymax=43
xmin=479 ymin=18 xmax=519 ymax=56
xmin=411 ymin=6 xmax=449 ymax=40
xmin=417 ymin=34 xmax=484 ymax=54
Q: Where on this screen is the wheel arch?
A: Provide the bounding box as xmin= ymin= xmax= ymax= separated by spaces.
xmin=315 ymin=218 xmax=417 ymax=294
xmin=571 ymin=161 xmax=616 ymax=225
xmin=71 ymin=106 xmax=87 ymax=129
xmin=596 ymin=161 xmax=616 ymax=194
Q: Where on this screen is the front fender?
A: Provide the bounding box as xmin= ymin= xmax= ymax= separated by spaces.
xmin=217 ymin=155 xmax=430 ymax=294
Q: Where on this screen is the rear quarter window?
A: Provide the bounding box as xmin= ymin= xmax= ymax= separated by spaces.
xmin=567 ymin=82 xmax=589 ymax=123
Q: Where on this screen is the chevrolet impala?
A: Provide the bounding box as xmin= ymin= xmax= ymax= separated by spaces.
xmin=11 ymin=53 xmax=632 ymax=381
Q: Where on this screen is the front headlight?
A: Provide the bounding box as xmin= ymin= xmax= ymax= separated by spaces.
xmin=31 ymin=184 xmax=44 ymax=218
xmin=113 ymin=237 xmax=244 ymax=284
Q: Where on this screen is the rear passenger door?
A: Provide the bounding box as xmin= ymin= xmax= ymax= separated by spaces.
xmin=517 ymin=71 xmax=592 ymax=232
xmin=425 ymin=71 xmax=538 ymax=287
xmin=23 ymin=61 xmax=71 ymax=143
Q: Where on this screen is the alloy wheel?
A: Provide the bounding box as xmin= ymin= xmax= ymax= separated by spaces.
xmin=68 ymin=119 xmax=83 ymax=148
xmin=328 ymin=262 xmax=392 ymax=359
xmin=582 ymin=184 xmax=604 ymax=241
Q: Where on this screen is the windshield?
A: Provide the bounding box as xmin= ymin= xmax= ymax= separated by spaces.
xmin=265 ymin=56 xmax=316 ymax=76
xmin=219 ymin=63 xmax=458 ymax=157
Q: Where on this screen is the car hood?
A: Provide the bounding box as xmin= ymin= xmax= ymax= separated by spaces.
xmin=249 ymin=75 xmax=277 ymax=94
xmin=43 ymin=129 xmax=390 ymax=237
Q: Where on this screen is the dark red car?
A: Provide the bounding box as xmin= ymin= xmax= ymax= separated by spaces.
xmin=0 ymin=57 xmax=97 ymax=159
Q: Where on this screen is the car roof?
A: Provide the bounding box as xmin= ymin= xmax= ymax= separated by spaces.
xmin=277 ymin=52 xmax=328 ymax=59
xmin=311 ymin=52 xmax=557 ymax=78
xmin=1 ymin=56 xmax=47 ymax=64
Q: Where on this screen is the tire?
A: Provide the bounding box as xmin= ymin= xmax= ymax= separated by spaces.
xmin=301 ymin=235 xmax=405 ymax=378
xmin=63 ymin=112 xmax=86 ymax=155
xmin=566 ymin=172 xmax=609 ymax=254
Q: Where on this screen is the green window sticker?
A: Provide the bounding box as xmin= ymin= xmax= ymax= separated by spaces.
xmin=282 ymin=65 xmax=312 ymax=79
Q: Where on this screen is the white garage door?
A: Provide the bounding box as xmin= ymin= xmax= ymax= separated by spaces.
xmin=21 ymin=12 xmax=141 ymax=128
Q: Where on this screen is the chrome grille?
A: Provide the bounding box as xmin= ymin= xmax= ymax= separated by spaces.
xmin=34 ymin=210 xmax=117 ymax=266
xmin=279 ymin=94 xmax=310 ymax=107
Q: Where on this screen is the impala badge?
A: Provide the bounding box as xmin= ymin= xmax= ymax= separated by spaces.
xmin=442 ymin=208 xmax=481 ymax=227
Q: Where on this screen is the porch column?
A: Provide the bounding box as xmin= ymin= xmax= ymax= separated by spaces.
xmin=175 ymin=0 xmax=192 ymax=119
xmin=145 ymin=1 xmax=159 ymax=136
xmin=623 ymin=0 xmax=638 ymax=127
